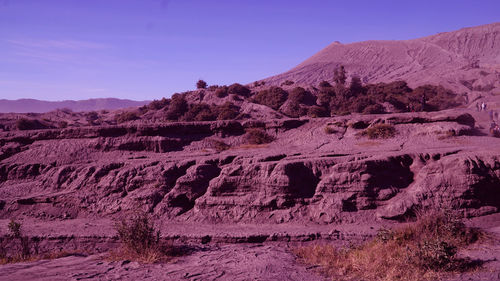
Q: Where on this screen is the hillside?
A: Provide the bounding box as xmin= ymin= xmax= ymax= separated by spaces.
xmin=263 ymin=22 xmax=500 ymax=97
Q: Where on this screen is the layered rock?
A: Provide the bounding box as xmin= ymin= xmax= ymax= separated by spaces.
xmin=0 ymin=110 xmax=499 ymax=224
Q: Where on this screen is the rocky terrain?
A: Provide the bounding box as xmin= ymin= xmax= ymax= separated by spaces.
xmin=1 ymin=22 xmax=500 ymax=280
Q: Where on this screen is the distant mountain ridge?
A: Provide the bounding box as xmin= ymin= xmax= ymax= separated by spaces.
xmin=264 ymin=22 xmax=500 ymax=96
xmin=0 ymin=98 xmax=150 ymax=113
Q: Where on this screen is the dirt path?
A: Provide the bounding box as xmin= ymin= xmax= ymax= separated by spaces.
xmin=0 ymin=243 xmax=328 ymax=281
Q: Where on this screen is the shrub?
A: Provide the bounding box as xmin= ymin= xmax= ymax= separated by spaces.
xmin=215 ymin=102 xmax=240 ymax=120
xmin=149 ymin=98 xmax=170 ymax=110
xmin=182 ymin=103 xmax=216 ymax=121
xmin=113 ymin=212 xmax=168 ymax=263
xmin=362 ymin=123 xmax=396 ymax=139
xmin=319 ymin=80 xmax=332 ymax=88
xmin=289 ymin=87 xmax=315 ymax=105
xmin=57 ymin=121 xmax=68 ymax=129
xmin=253 ymin=81 xmax=266 ymax=87
xmin=215 ymin=86 xmax=228 ymax=98
xmin=333 ymin=65 xmax=347 ymax=86
xmin=349 ymin=76 xmax=364 ymax=96
xmin=252 ymin=86 xmax=288 ymax=110
xmin=281 ymin=80 xmax=294 ymax=86
xmin=244 ymin=128 xmax=274 ymax=145
xmin=16 ymin=118 xmax=47 ymax=130
xmin=165 ymin=94 xmax=188 ymax=120
xmin=307 ymin=106 xmax=329 ymax=118
xmin=363 ymin=103 xmax=385 ymax=114
xmin=115 ymin=111 xmax=140 ymax=123
xmin=324 ymin=126 xmax=336 ymax=134
xmin=210 ymin=140 xmax=230 ymax=152
xmin=227 ymin=83 xmax=251 ymax=97
xmin=207 ymin=85 xmax=219 ymax=91
xmin=295 ymin=211 xmax=482 ymax=281
xmin=196 ymin=79 xmax=207 ymax=89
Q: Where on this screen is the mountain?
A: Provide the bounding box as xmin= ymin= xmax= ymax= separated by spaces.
xmin=0 ymin=98 xmax=150 ymax=113
xmin=264 ymin=22 xmax=500 ymax=96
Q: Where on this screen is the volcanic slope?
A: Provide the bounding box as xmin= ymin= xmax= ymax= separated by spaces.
xmin=264 ymin=22 xmax=500 ymax=96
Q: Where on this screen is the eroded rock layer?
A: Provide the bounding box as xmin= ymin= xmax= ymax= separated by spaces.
xmin=1 ymin=109 xmax=499 ymax=225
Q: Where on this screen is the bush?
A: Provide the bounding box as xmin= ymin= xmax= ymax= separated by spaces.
xmin=244 ymin=128 xmax=274 ymax=145
xmin=362 ymin=123 xmax=396 ymax=139
xmin=148 ymin=98 xmax=170 ymax=110
xmin=165 ymin=94 xmax=188 ymax=120
xmin=113 ymin=212 xmax=168 ymax=263
xmin=215 ymin=86 xmax=228 ymax=98
xmin=252 ymin=86 xmax=288 ymax=110
xmin=349 ymin=76 xmax=364 ymax=96
xmin=363 ymin=103 xmax=385 ymax=114
xmin=196 ymin=80 xmax=207 ymax=89
xmin=281 ymin=80 xmax=294 ymax=86
xmin=215 ymin=102 xmax=240 ymax=120
xmin=289 ymin=87 xmax=315 ymax=105
xmin=210 ymin=140 xmax=230 ymax=152
xmin=181 ymin=103 xmax=216 ymax=121
xmin=57 ymin=121 xmax=68 ymax=129
xmin=324 ymin=126 xmax=337 ymax=134
xmin=319 ymin=80 xmax=332 ymax=88
xmin=295 ymin=211 xmax=482 ymax=281
xmin=16 ymin=118 xmax=47 ymax=130
xmin=307 ymin=106 xmax=329 ymax=117
xmin=115 ymin=111 xmax=140 ymax=123
xmin=227 ymin=83 xmax=251 ymax=97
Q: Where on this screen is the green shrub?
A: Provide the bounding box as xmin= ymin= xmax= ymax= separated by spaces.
xmin=16 ymin=118 xmax=47 ymax=130
xmin=115 ymin=111 xmax=140 ymax=123
xmin=227 ymin=83 xmax=251 ymax=97
xmin=196 ymin=80 xmax=207 ymax=89
xmin=319 ymin=80 xmax=332 ymax=88
xmin=165 ymin=94 xmax=188 ymax=120
xmin=362 ymin=123 xmax=396 ymax=139
xmin=324 ymin=126 xmax=336 ymax=134
xmin=182 ymin=103 xmax=216 ymax=121
xmin=363 ymin=103 xmax=385 ymax=114
xmin=244 ymin=128 xmax=274 ymax=145
xmin=113 ymin=212 xmax=170 ymax=263
xmin=295 ymin=211 xmax=482 ymax=281
xmin=215 ymin=102 xmax=240 ymax=120
xmin=253 ymin=86 xmax=288 ymax=110
xmin=307 ymin=106 xmax=329 ymax=117
xmin=215 ymin=86 xmax=228 ymax=98
xmin=149 ymin=98 xmax=170 ymax=110
xmin=281 ymin=80 xmax=294 ymax=86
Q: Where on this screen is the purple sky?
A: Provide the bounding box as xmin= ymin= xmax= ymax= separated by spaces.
xmin=1 ymin=0 xmax=499 ymax=101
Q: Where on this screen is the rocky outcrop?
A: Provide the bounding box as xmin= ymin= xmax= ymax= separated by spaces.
xmin=0 ymin=110 xmax=498 ymax=224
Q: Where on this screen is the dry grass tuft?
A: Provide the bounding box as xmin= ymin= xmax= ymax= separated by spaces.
xmin=324 ymin=126 xmax=337 ymax=134
xmin=295 ymin=211 xmax=483 ymax=281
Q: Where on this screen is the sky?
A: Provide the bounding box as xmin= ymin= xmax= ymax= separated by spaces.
xmin=0 ymin=0 xmax=499 ymax=101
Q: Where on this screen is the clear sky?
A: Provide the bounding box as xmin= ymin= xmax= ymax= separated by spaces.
xmin=0 ymin=0 xmax=499 ymax=101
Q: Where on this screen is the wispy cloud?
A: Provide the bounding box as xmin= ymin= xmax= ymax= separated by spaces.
xmin=3 ymin=38 xmax=111 ymax=65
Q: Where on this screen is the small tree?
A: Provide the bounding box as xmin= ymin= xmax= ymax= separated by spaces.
xmin=196 ymin=80 xmax=207 ymax=89
xmin=334 ymin=65 xmax=347 ymax=86
xmin=349 ymin=76 xmax=363 ymax=96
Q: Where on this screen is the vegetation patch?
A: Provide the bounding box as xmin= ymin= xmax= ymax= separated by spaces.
xmin=244 ymin=128 xmax=275 ymax=145
xmin=361 ymin=123 xmax=396 ymax=139
xmin=295 ymin=212 xmax=483 ymax=281
xmin=111 ymin=212 xmax=178 ymax=263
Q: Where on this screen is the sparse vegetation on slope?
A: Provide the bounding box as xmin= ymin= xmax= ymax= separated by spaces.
xmin=111 ymin=212 xmax=173 ymax=263
xmin=295 ymin=211 xmax=483 ymax=281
